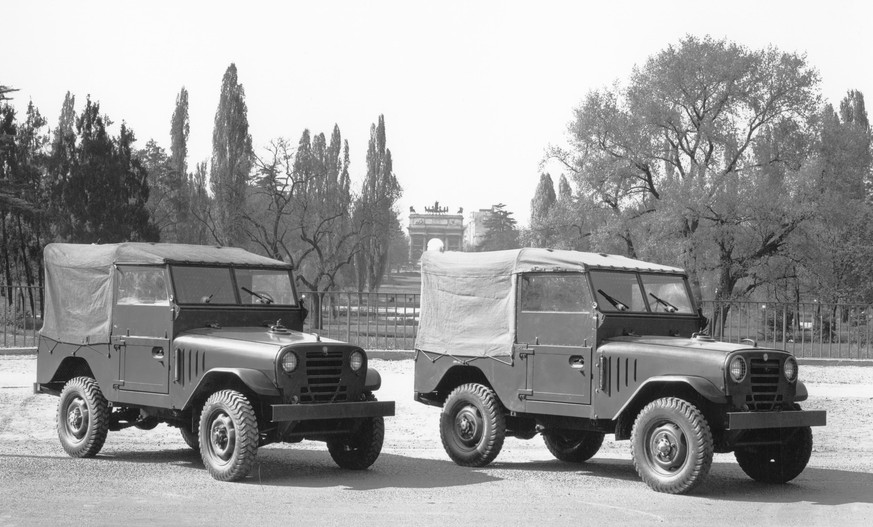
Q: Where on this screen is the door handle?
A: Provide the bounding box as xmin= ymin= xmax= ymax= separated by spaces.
xmin=569 ymin=355 xmax=585 ymax=370
xmin=152 ymin=347 xmax=165 ymax=359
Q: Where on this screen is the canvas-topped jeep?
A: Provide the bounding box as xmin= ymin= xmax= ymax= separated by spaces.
xmin=414 ymin=248 xmax=826 ymax=494
xmin=34 ymin=242 xmax=394 ymax=481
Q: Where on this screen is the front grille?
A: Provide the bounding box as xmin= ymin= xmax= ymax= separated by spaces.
xmin=299 ymin=350 xmax=347 ymax=403
xmin=746 ymin=358 xmax=783 ymax=411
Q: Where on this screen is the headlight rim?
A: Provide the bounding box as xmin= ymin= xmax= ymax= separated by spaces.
xmin=784 ymin=356 xmax=798 ymax=383
xmin=349 ymin=350 xmax=364 ymax=372
xmin=729 ymin=355 xmax=747 ymax=383
xmin=280 ymin=350 xmax=299 ymax=374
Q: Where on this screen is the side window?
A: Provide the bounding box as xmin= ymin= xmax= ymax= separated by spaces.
xmin=520 ymin=273 xmax=593 ymax=313
xmin=116 ymin=267 xmax=169 ymax=305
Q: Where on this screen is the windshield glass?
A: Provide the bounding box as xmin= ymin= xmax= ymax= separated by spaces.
xmin=639 ymin=274 xmax=693 ymax=313
xmin=235 ymin=269 xmax=297 ymax=306
xmin=170 ymin=266 xmax=297 ymax=305
xmin=171 ymin=266 xmax=236 ymax=304
xmin=589 ymin=271 xmax=693 ymax=313
xmin=590 ymin=271 xmax=645 ymax=312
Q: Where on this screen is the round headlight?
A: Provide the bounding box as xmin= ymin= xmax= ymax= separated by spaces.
xmin=349 ymin=350 xmax=364 ymax=372
xmin=281 ymin=351 xmax=299 ymax=373
xmin=784 ymin=356 xmax=798 ymax=383
xmin=729 ymin=356 xmax=747 ymax=383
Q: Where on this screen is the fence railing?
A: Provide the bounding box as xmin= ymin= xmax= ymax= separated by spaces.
xmin=2 ymin=284 xmax=871 ymax=358
xmin=1 ymin=285 xmax=43 ymax=349
xmin=300 ymin=291 xmax=420 ymax=350
xmin=701 ymin=300 xmax=873 ymax=359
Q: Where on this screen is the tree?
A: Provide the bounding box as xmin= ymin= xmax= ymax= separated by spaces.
xmin=790 ymin=96 xmax=873 ymax=303
xmin=354 ymin=115 xmax=402 ymax=291
xmin=478 ymin=203 xmax=520 ymax=251
xmin=529 ymin=172 xmax=557 ymax=246
xmin=49 ymin=97 xmax=158 ymax=243
xmin=558 ymin=36 xmax=820 ymax=300
xmin=0 ymin=84 xmax=17 ymax=102
xmin=210 ymin=64 xmax=252 ymax=247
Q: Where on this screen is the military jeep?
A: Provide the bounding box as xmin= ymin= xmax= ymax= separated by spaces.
xmin=413 ymin=248 xmax=826 ymax=494
xmin=34 ymin=243 xmax=394 ymax=481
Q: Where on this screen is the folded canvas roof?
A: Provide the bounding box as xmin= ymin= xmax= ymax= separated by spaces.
xmin=41 ymin=243 xmax=288 ymax=345
xmin=414 ymin=248 xmax=685 ymax=358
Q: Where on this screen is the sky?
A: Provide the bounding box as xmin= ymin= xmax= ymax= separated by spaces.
xmin=4 ymin=0 xmax=873 ymax=228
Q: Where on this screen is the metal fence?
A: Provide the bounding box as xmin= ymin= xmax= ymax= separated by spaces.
xmin=1 ymin=285 xmax=43 ymax=349
xmin=2 ymin=284 xmax=872 ymax=358
xmin=300 ymin=291 xmax=420 ymax=350
xmin=701 ymin=300 xmax=873 ymax=359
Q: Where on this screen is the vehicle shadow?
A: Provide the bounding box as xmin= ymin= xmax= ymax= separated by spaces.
xmin=701 ymin=462 xmax=873 ymax=506
xmin=86 ymin=447 xmax=503 ymax=490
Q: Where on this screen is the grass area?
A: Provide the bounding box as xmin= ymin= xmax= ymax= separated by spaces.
xmin=378 ymin=271 xmax=421 ymax=294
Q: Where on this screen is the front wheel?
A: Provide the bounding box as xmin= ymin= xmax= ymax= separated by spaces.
xmin=631 ymin=397 xmax=713 ymax=494
xmin=327 ymin=416 xmax=385 ymax=470
xmin=734 ymin=426 xmax=813 ymax=483
xmin=543 ymin=429 xmax=604 ymax=463
xmin=57 ymin=377 xmax=110 ymax=458
xmin=439 ymin=383 xmax=505 ymax=467
xmin=199 ymin=390 xmax=259 ymax=481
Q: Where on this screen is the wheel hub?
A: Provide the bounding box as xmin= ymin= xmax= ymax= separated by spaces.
xmin=648 ymin=422 xmax=687 ymax=473
xmin=209 ymin=414 xmax=236 ymax=461
xmin=66 ymin=397 xmax=88 ymax=439
xmin=454 ymin=405 xmax=482 ymax=445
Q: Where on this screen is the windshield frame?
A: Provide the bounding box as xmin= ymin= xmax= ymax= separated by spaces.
xmin=168 ymin=265 xmax=298 ymax=307
xmin=588 ymin=270 xmax=696 ymax=315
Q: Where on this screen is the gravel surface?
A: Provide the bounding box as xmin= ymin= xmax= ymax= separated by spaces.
xmin=1 ymin=356 xmax=872 ymax=526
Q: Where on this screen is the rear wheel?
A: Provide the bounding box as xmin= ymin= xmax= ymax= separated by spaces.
xmin=543 ymin=429 xmax=604 ymax=463
xmin=327 ymin=416 xmax=385 ymax=470
xmin=180 ymin=425 xmax=200 ymax=452
xmin=735 ymin=426 xmax=813 ymax=483
xmin=199 ymin=390 xmax=259 ymax=481
xmin=57 ymin=377 xmax=109 ymax=458
xmin=631 ymin=397 xmax=713 ymax=494
xmin=440 ymin=383 xmax=505 ymax=467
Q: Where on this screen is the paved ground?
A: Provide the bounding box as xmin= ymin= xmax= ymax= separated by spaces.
xmin=1 ymin=356 xmax=872 ymax=526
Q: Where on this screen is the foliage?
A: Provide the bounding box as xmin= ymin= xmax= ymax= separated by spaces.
xmin=354 ymin=115 xmax=402 ymax=291
xmin=477 ymin=203 xmax=520 ymax=251
xmin=48 ymin=97 xmax=158 ymax=244
xmin=528 ymin=173 xmax=556 ymax=246
xmin=555 ymin=35 xmax=821 ymax=300
xmin=210 ymin=64 xmax=253 ymax=247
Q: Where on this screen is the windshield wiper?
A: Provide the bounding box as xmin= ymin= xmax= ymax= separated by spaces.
xmin=597 ymin=289 xmax=629 ymax=312
xmin=241 ymin=286 xmax=273 ymax=304
xmin=649 ymin=293 xmax=678 ymax=313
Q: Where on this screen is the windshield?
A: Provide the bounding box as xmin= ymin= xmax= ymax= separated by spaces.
xmin=170 ymin=266 xmax=297 ymax=306
xmin=590 ymin=271 xmax=693 ymax=314
xmin=235 ymin=268 xmax=297 ymax=306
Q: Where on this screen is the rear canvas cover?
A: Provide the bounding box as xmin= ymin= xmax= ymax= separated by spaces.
xmin=414 ymin=248 xmax=683 ymax=358
xmin=40 ymin=243 xmax=289 ymax=345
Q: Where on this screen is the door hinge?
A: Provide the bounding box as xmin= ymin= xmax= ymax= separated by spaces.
xmin=517 ymin=388 xmax=533 ymax=400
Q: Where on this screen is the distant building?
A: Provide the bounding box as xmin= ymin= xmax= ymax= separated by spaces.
xmin=463 ymin=206 xmax=498 ymax=250
xmin=408 ymin=201 xmax=464 ymax=262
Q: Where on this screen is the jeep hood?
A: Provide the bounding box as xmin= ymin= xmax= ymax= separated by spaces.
xmin=175 ymin=326 xmax=349 ymax=350
xmin=599 ymin=335 xmax=788 ymax=363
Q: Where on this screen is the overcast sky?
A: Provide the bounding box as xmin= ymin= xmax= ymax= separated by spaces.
xmin=5 ymin=0 xmax=872 ymax=227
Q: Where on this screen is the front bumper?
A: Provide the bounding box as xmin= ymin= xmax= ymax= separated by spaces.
xmin=271 ymin=400 xmax=395 ymax=422
xmin=726 ymin=409 xmax=827 ymax=430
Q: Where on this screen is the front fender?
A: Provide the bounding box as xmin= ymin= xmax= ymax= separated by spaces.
xmin=364 ymin=368 xmax=382 ymax=392
xmin=182 ymin=367 xmax=280 ymax=410
xmin=613 ymin=375 xmax=727 ymax=419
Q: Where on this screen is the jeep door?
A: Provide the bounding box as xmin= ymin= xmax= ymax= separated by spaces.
xmin=112 ymin=265 xmax=172 ymax=394
xmin=517 ymin=273 xmax=595 ymax=407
